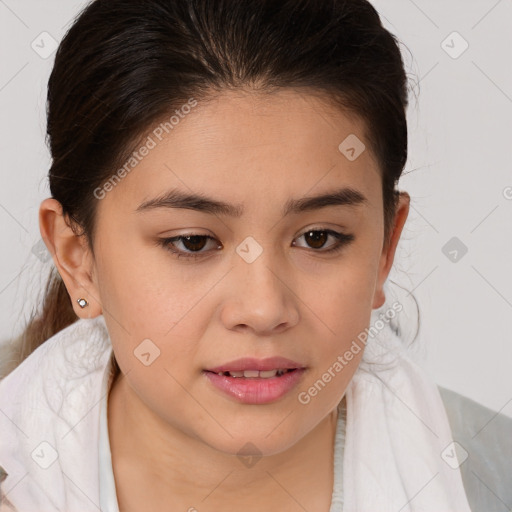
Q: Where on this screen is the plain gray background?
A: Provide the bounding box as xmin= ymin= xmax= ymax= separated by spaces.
xmin=0 ymin=0 xmax=511 ymax=417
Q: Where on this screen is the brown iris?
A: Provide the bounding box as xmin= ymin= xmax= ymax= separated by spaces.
xmin=303 ymin=230 xmax=328 ymax=249
xmin=181 ymin=235 xmax=208 ymax=252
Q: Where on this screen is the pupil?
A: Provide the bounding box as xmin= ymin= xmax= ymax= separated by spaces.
xmin=305 ymin=230 xmax=327 ymax=249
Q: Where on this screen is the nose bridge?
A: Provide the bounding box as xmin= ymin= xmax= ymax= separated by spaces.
xmin=238 ymin=234 xmax=285 ymax=303
xmin=221 ymin=235 xmax=299 ymax=333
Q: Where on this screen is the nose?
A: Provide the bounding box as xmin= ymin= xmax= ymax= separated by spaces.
xmin=219 ymin=246 xmax=300 ymax=336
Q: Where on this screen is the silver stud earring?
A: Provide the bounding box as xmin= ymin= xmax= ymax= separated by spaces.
xmin=77 ymin=298 xmax=89 ymax=308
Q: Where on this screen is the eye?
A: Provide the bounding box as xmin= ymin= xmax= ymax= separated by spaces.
xmin=158 ymin=228 xmax=354 ymax=260
xmin=158 ymin=234 xmax=221 ymax=260
xmin=292 ymin=228 xmax=354 ymax=254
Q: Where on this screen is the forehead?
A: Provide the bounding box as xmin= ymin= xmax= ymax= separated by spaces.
xmin=162 ymin=89 xmax=372 ymax=161
xmin=99 ymin=88 xmax=381 ymax=215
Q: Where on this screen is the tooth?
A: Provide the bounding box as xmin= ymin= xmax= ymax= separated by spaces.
xmin=243 ymin=370 xmax=260 ymax=378
xmin=220 ymin=369 xmax=291 ymax=378
xmin=259 ymin=370 xmax=278 ymax=378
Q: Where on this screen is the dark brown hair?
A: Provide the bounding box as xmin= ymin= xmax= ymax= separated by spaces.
xmin=6 ymin=0 xmax=415 ymax=377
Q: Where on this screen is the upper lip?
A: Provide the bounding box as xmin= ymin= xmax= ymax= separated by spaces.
xmin=206 ymin=357 xmax=305 ymax=373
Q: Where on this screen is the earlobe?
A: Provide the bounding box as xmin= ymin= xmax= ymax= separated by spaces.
xmin=372 ymin=288 xmax=386 ymax=310
xmin=38 ymin=198 xmax=102 ymax=318
xmin=372 ymin=191 xmax=410 ymax=310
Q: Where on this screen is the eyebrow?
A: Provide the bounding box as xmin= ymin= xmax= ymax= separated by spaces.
xmin=135 ymin=186 xmax=368 ymax=217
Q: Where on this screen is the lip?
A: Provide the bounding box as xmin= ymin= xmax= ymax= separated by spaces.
xmin=206 ymin=356 xmax=304 ymax=373
xmin=203 ymin=367 xmax=307 ymax=404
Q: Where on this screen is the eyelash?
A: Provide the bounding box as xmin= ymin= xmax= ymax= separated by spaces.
xmin=158 ymin=228 xmax=355 ymax=260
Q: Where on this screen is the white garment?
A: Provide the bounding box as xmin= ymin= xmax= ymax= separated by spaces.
xmin=0 ymin=316 xmax=113 ymax=511
xmin=98 ymin=372 xmax=119 ymax=512
xmin=343 ymin=315 xmax=472 ymax=512
xmin=0 ymin=311 xmax=472 ymax=511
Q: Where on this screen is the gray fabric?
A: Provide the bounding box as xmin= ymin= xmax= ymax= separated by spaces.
xmin=438 ymin=385 xmax=512 ymax=512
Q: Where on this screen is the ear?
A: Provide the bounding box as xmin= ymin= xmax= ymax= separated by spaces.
xmin=39 ymin=198 xmax=102 ymax=319
xmin=372 ymin=191 xmax=410 ymax=309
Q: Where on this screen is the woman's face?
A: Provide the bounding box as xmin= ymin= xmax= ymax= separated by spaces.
xmin=62 ymin=89 xmax=408 ymax=456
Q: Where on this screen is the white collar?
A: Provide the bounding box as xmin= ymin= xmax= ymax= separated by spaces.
xmin=0 ymin=316 xmax=114 ymax=510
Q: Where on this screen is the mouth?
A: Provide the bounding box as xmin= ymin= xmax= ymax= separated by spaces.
xmin=202 ymin=365 xmax=306 ymax=404
xmin=207 ymin=368 xmax=299 ymax=379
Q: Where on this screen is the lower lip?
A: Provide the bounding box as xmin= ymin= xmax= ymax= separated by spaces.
xmin=203 ymin=369 xmax=306 ymax=404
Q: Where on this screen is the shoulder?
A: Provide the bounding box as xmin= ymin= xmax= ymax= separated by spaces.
xmin=437 ymin=385 xmax=512 ymax=511
xmin=0 ymin=316 xmax=114 ymax=509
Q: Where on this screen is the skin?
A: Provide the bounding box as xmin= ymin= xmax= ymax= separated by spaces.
xmin=39 ymin=88 xmax=410 ymax=511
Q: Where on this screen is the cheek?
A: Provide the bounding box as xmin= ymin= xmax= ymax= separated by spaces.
xmin=95 ymin=233 xmax=209 ymax=334
xmin=303 ymin=257 xmax=377 ymax=386
xmin=309 ymin=257 xmax=378 ymax=331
